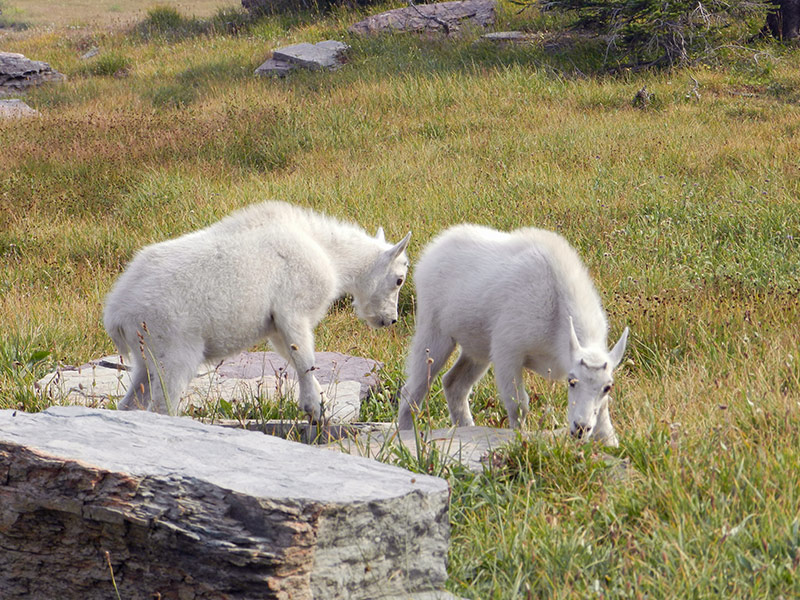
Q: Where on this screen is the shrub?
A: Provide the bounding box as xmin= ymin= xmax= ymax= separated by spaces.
xmin=242 ymin=0 xmax=381 ymax=16
xmin=526 ymin=0 xmax=773 ymax=67
xmin=132 ymin=5 xmax=254 ymax=41
xmin=0 ymin=1 xmax=29 ymax=30
xmin=79 ymin=52 xmax=132 ymax=77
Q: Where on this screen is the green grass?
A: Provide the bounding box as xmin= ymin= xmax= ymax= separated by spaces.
xmin=1 ymin=2 xmax=799 ymax=598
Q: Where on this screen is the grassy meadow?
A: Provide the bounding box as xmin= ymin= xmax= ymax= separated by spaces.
xmin=1 ymin=0 xmax=800 ymax=597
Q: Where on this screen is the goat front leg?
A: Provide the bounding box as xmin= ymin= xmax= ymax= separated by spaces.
xmin=269 ymin=317 xmax=326 ymax=422
xmin=492 ymin=358 xmax=530 ymax=429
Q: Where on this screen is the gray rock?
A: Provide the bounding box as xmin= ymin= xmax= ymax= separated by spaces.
xmin=0 ymin=406 xmax=457 ymax=600
xmin=255 ymin=40 xmax=349 ymax=77
xmin=328 ymin=425 xmax=529 ymax=472
xmin=254 ymin=56 xmax=296 ymax=77
xmin=34 ymin=351 xmax=380 ymax=423
xmin=211 ymin=350 xmax=381 ymax=398
xmin=330 ymin=425 xmax=632 ymax=479
xmin=0 ymin=51 xmax=65 ymax=95
xmin=0 ymin=98 xmax=38 ymax=118
xmin=481 ymin=30 xmax=538 ymax=42
xmin=80 ymin=46 xmax=100 ymax=60
xmin=349 ymin=0 xmax=496 ymax=36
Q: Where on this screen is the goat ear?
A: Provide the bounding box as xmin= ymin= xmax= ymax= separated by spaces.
xmin=609 ymin=327 xmax=630 ymax=369
xmin=568 ymin=316 xmax=582 ymax=357
xmin=385 ymin=231 xmax=411 ymax=262
xmin=376 ymin=227 xmax=386 ymax=243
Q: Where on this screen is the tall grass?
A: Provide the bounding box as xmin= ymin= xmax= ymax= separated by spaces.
xmin=1 ymin=3 xmax=799 ymax=597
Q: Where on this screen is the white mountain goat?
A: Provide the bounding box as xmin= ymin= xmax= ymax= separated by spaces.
xmin=104 ymin=201 xmax=411 ymax=418
xmin=398 ymin=224 xmax=629 ymax=445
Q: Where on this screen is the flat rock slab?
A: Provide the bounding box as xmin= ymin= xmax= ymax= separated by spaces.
xmin=349 ymin=0 xmax=496 ymax=36
xmin=0 ymin=98 xmax=38 ymax=118
xmin=328 ymin=425 xmax=532 ymax=472
xmin=329 ymin=425 xmax=632 ymax=479
xmin=256 ymin=40 xmax=349 ymax=77
xmin=0 ymin=51 xmax=65 ymax=95
xmin=0 ymin=407 xmax=457 ymax=600
xmin=35 ymin=351 xmax=380 ymax=423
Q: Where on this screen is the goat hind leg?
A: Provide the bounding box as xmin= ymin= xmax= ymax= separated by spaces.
xmin=442 ymin=353 xmax=489 ymax=427
xmin=398 ymin=323 xmax=455 ymax=429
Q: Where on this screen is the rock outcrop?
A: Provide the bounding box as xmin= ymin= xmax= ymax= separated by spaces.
xmin=0 ymin=51 xmax=65 ymax=95
xmin=0 ymin=407 xmax=457 ymax=600
xmin=348 ymin=0 xmax=496 ymax=36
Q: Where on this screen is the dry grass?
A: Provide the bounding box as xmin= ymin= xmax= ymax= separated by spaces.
xmin=2 ymin=0 xmax=238 ymax=28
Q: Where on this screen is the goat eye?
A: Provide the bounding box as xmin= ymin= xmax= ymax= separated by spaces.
xmin=568 ymin=378 xmax=578 ymax=388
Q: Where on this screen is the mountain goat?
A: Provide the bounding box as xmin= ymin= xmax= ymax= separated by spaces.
xmin=398 ymin=224 xmax=628 ymax=445
xmin=104 ymin=201 xmax=411 ymax=419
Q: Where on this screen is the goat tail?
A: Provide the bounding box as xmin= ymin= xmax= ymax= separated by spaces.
xmin=103 ymin=305 xmax=135 ymax=363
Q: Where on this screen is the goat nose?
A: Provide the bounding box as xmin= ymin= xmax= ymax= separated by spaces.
xmin=390 ymin=319 xmax=398 ymax=325
xmin=571 ymin=422 xmax=592 ymax=438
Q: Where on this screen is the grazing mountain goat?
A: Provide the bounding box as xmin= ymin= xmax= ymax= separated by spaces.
xmin=398 ymin=225 xmax=629 ymax=445
xmin=104 ymin=201 xmax=411 ymax=418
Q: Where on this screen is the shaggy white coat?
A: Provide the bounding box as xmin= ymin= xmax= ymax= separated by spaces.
xmin=398 ymin=224 xmax=628 ymax=445
xmin=104 ymin=201 xmax=411 ymax=417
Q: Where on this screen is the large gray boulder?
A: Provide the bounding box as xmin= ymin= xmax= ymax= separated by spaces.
xmin=0 ymin=407 xmax=456 ymax=600
xmin=348 ymin=0 xmax=496 ymax=36
xmin=0 ymin=51 xmax=65 ymax=95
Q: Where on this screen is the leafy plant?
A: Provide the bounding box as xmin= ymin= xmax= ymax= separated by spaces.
xmin=0 ymin=336 xmax=53 ymax=411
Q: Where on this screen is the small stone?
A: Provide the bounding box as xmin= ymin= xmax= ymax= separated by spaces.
xmin=271 ymin=40 xmax=349 ymax=70
xmin=255 ymin=40 xmax=349 ymax=76
xmin=481 ymin=31 xmax=537 ymax=42
xmin=0 ymin=99 xmax=38 ymax=118
xmin=80 ymin=46 xmax=100 ymax=60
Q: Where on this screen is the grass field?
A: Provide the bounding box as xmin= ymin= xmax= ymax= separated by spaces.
xmin=1 ymin=1 xmax=799 ymax=598
xmin=1 ymin=0 xmax=238 ymax=27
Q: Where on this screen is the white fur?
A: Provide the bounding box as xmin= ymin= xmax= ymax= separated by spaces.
xmin=398 ymin=224 xmax=628 ymax=445
xmin=104 ymin=201 xmax=411 ymax=417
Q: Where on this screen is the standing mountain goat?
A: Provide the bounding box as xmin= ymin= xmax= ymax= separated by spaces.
xmin=398 ymin=225 xmax=628 ymax=445
xmin=104 ymin=201 xmax=411 ymax=418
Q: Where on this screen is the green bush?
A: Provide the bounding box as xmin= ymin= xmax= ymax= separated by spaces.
xmin=79 ymin=52 xmax=132 ymax=77
xmin=133 ymin=5 xmax=255 ymax=41
xmin=526 ymin=0 xmax=773 ymax=67
xmin=0 ymin=0 xmax=29 ymax=30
